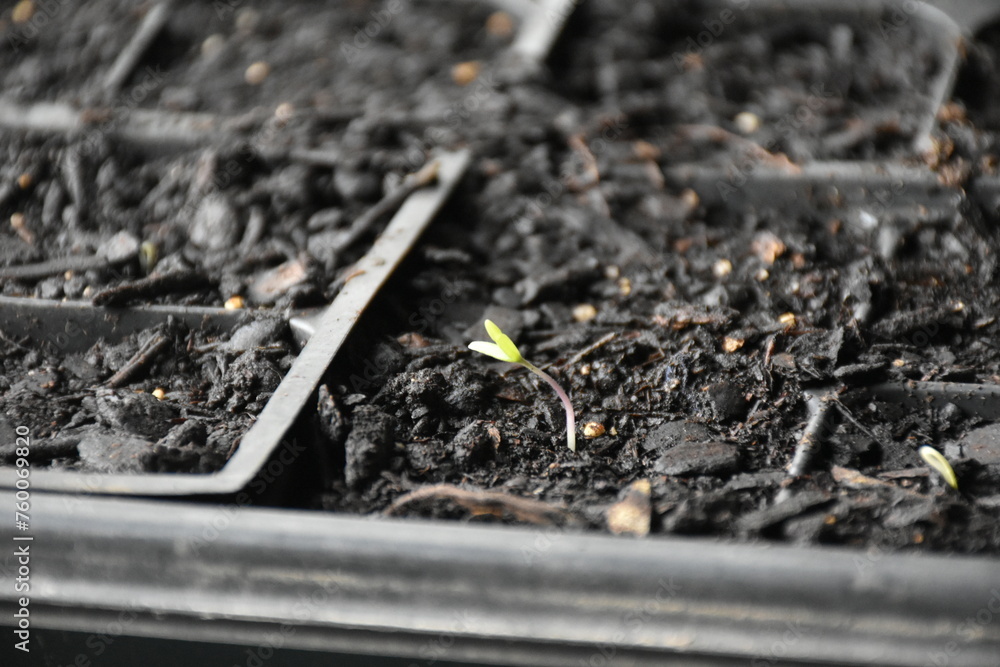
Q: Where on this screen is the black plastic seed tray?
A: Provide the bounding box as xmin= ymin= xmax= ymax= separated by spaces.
xmin=1 ymin=492 xmax=998 ymax=666
xmin=3 ymin=1 xmax=1000 ymax=666
xmin=652 ymin=2 xmax=1000 ymax=497
xmin=0 ymin=0 xmax=576 ymax=497
xmin=0 ymin=148 xmax=470 ymax=496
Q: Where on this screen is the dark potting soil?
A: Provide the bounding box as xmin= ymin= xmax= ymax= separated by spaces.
xmin=546 ymin=1 xmax=946 ymax=160
xmin=951 ymin=16 xmax=1000 ymax=139
xmin=1 ymin=0 xmax=509 ymax=112
xmin=316 ymin=162 xmax=1000 ymax=553
xmin=310 ymin=5 xmax=1000 ymax=552
xmin=0 ymin=1 xmax=998 ymax=553
xmin=0 ymin=312 xmax=294 ymax=473
xmin=0 ymin=129 xmax=406 ymax=306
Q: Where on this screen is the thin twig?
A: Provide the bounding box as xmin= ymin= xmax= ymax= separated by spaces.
xmin=102 ymin=1 xmax=173 ymax=99
xmin=331 ymin=159 xmax=441 ymax=254
xmin=787 ymin=391 xmax=836 ymax=478
xmin=674 ymin=124 xmax=800 ymax=172
xmin=385 ymin=483 xmax=577 ymax=526
xmin=0 ymin=254 xmax=110 ymax=281
xmin=829 ymin=397 xmax=880 ymax=443
xmin=776 ymin=389 xmax=838 ymax=504
xmin=564 ymin=332 xmax=617 ymax=368
xmin=105 ymin=333 xmax=170 ymax=388
xmin=91 ymin=270 xmax=210 ymax=307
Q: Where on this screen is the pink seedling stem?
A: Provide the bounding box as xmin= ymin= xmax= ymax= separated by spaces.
xmin=468 ymin=320 xmax=577 ymax=452
xmin=521 ymin=360 xmax=577 ymax=453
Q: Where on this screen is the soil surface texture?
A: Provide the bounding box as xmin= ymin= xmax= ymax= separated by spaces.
xmin=1 ymin=1 xmax=999 ymax=554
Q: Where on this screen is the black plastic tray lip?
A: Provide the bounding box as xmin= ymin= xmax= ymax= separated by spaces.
xmin=2 ymin=492 xmax=997 ymax=666
xmin=924 ymin=0 xmax=1000 ymax=32
xmin=870 ymin=380 xmax=1000 ymax=420
xmin=0 ymin=149 xmax=471 ymax=497
xmin=0 ymin=296 xmax=247 ymax=354
xmin=664 ymin=160 xmax=966 ymax=213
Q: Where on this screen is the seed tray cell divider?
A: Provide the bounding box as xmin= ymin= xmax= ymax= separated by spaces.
xmin=0 ymin=296 xmax=244 ymax=354
xmin=0 ymin=149 xmax=470 ymax=496
xmin=0 ymin=98 xmax=231 ymax=152
xmin=664 ymin=162 xmax=964 ymax=221
xmin=660 ymin=1 xmax=1000 ymax=488
xmin=871 ymin=381 xmax=1000 ymax=421
xmin=0 ymin=0 xmax=576 ymax=497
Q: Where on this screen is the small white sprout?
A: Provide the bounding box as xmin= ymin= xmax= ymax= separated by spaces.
xmin=469 ymin=319 xmax=577 ymax=452
xmin=919 ymin=445 xmax=958 ymax=490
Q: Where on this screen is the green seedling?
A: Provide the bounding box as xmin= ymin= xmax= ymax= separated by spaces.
xmin=919 ymin=445 xmax=958 ymax=490
xmin=469 ymin=319 xmax=577 ymax=452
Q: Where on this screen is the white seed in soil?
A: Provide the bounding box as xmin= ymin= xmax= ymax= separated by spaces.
xmin=573 ymin=303 xmax=598 ymax=322
xmin=12 ymin=0 xmax=34 ymax=24
xmin=713 ymin=258 xmax=733 ymax=278
xmin=245 ymin=61 xmax=270 ymax=85
xmin=751 ymin=231 xmax=786 ymax=265
xmin=734 ymin=111 xmax=761 ymax=134
xmin=485 ymin=11 xmax=514 ymax=38
xmin=275 ymin=102 xmax=295 ymax=122
xmin=201 ymin=34 xmax=225 ymax=58
xmin=722 ymin=337 xmax=745 ymax=353
xmin=451 ymin=61 xmax=480 ymax=86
